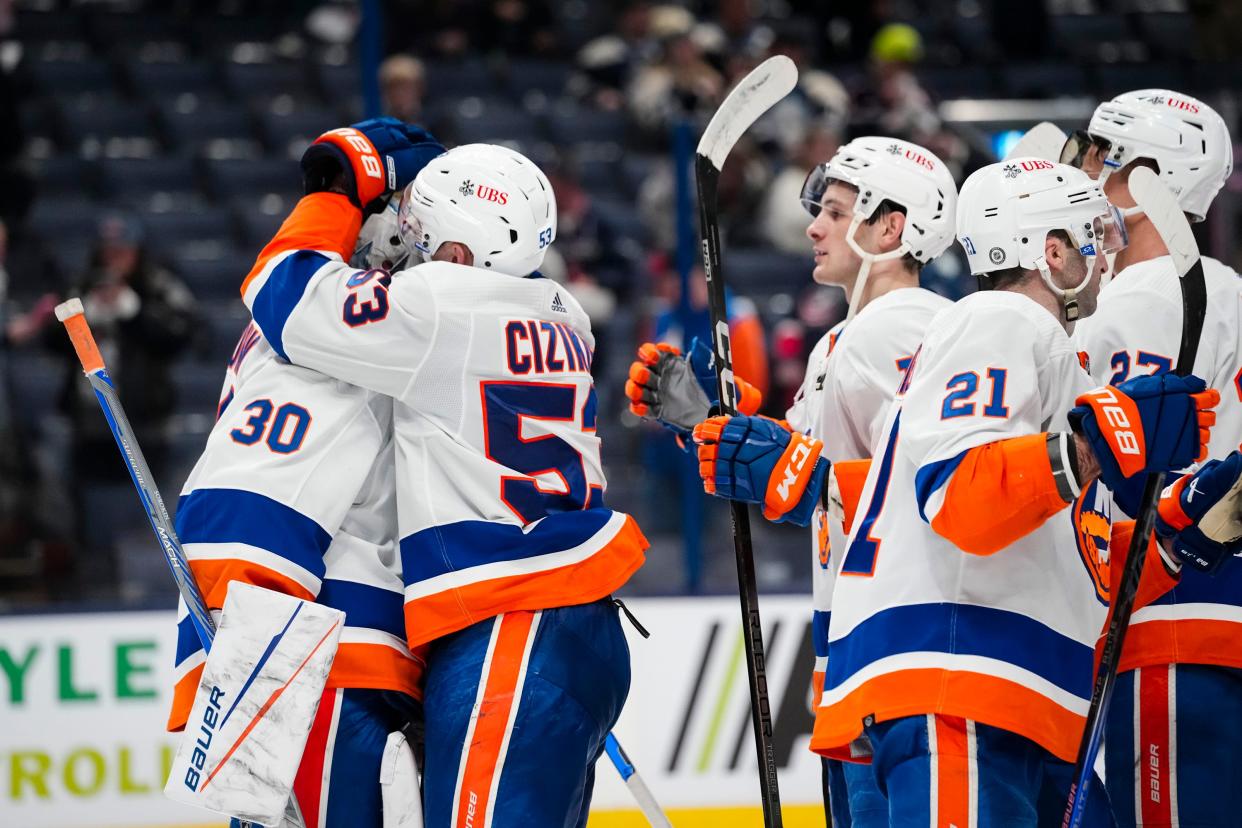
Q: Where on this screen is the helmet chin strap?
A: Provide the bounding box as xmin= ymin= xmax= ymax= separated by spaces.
xmin=843 ymin=214 xmax=910 ymax=321
xmin=1035 ymin=252 xmax=1096 ymax=323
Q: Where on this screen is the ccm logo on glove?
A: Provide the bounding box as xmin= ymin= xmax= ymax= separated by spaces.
xmin=326 ymin=128 xmax=386 ymax=182
xmin=778 ymin=441 xmax=815 ymax=501
xmin=1078 ymin=385 xmax=1145 ymax=474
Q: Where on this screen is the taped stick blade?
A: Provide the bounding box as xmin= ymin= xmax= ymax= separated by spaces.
xmin=1004 ymin=121 xmax=1067 ymax=162
xmin=696 ymin=55 xmax=798 ymax=171
xmin=1129 ymin=166 xmax=1199 ymax=278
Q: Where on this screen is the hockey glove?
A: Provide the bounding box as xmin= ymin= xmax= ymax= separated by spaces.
xmin=1069 ymin=373 xmax=1217 ymax=510
xmin=693 ymin=415 xmax=827 ymax=526
xmin=626 ymin=339 xmax=760 ymax=438
xmin=1155 ymin=451 xmax=1242 ymax=574
xmin=301 ymin=118 xmax=445 ymax=210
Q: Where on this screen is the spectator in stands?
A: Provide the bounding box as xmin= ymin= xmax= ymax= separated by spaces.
xmin=378 ymin=54 xmax=426 ymax=123
xmin=573 ymin=1 xmax=656 ymax=111
xmin=49 ymin=213 xmax=199 ymax=594
xmin=627 ymin=6 xmax=724 ymax=136
xmin=851 ymin=23 xmax=938 ymax=139
xmin=759 ymin=122 xmax=841 ymax=253
xmin=638 ymin=135 xmax=771 ymax=250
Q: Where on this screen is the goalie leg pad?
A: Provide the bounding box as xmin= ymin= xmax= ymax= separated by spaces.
xmin=381 ymin=730 xmax=424 ymax=828
xmin=165 ymin=583 xmax=344 ymax=827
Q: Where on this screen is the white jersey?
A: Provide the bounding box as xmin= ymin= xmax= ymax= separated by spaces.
xmin=785 ymin=287 xmax=949 ymax=696
xmin=169 ymin=322 xmax=420 ymax=732
xmin=240 ymin=195 xmax=647 ymax=646
xmin=1073 ymin=254 xmax=1242 ymax=672
xmin=813 ymin=290 xmax=1175 ymax=763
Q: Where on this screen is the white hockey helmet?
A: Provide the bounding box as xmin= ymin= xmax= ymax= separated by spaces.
xmin=397 ymin=143 xmax=556 ymax=276
xmin=350 ymin=195 xmax=413 ymax=272
xmin=800 ymin=136 xmax=957 ymax=318
xmin=957 ymin=158 xmax=1128 ymax=321
xmin=1061 ymin=89 xmax=1232 ymax=222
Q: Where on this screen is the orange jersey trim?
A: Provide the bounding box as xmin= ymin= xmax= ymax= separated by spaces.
xmin=166 ymin=640 xmax=423 ymax=733
xmin=810 ymin=667 xmax=1085 ymax=763
xmin=403 ymin=516 xmax=648 ymax=647
xmin=188 ymin=559 xmax=315 ymax=612
xmin=1119 ymin=618 xmax=1242 ymax=673
xmin=241 ymin=193 xmax=362 ymax=297
xmin=833 ymin=459 xmax=871 ymax=535
xmin=929 ymin=433 xmax=1070 ymax=556
xmin=168 ymin=662 xmax=205 ymax=732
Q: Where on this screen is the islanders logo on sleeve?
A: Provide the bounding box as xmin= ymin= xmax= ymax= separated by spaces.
xmin=1073 ymin=480 xmax=1113 ymax=605
xmin=814 ymin=506 xmax=831 ymax=570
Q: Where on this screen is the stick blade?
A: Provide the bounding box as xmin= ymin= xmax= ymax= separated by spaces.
xmin=1129 ymin=166 xmax=1199 ymax=277
xmin=696 ymin=55 xmax=798 ymax=170
xmin=1004 ymin=121 xmax=1067 ymax=162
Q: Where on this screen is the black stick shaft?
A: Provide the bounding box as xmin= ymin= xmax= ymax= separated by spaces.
xmin=695 ymin=154 xmax=783 ymax=826
xmin=1063 ymin=259 xmax=1207 ymax=826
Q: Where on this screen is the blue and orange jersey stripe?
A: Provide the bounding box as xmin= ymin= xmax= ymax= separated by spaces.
xmin=916 ymin=433 xmax=1071 ymax=556
xmin=400 ymin=511 xmax=647 ymax=647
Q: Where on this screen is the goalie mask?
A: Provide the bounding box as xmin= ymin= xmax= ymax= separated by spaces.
xmin=800 ymin=136 xmax=957 ymax=319
xmin=350 ymin=195 xmax=412 ymax=272
xmin=957 ymin=158 xmax=1128 ymax=321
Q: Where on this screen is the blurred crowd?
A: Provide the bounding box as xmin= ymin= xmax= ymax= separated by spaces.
xmin=1 ymin=0 xmax=1240 ymax=604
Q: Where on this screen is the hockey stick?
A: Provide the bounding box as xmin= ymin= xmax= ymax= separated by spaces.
xmin=605 ymin=734 xmax=672 ymax=828
xmin=695 ymin=54 xmax=798 ymax=828
xmin=58 ymin=299 xmax=662 ymax=826
xmin=1003 ymin=121 xmax=1067 ymax=162
xmin=56 ymin=299 xmax=308 ymax=828
xmin=1062 ymin=167 xmax=1207 ymax=827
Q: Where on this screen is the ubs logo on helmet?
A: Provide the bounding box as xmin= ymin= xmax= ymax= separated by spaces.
xmin=476 ymin=185 xmax=509 ymax=205
xmin=887 ymin=142 xmax=935 ymax=170
xmin=904 ymin=150 xmax=935 ymax=171
xmin=1167 ymin=97 xmax=1201 ymax=114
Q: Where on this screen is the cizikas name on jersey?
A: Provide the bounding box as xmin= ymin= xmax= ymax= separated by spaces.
xmin=504 ymin=316 xmax=594 ymax=376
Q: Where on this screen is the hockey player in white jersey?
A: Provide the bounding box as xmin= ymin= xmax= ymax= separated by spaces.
xmin=696 ymin=158 xmax=1242 ymax=826
xmin=170 ymin=120 xmax=444 ymax=827
xmin=626 ymin=135 xmax=957 ymax=826
xmin=1063 ymin=89 xmax=1242 ymax=826
xmin=239 ymin=129 xmax=648 ymax=827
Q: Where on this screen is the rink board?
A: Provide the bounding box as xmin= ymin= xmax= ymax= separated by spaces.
xmin=0 ymin=596 xmax=826 ymax=826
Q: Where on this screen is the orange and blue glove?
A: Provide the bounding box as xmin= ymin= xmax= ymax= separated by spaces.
xmin=1156 ymin=451 xmax=1242 ymax=574
xmin=626 ymin=338 xmax=761 ymax=439
xmin=692 ymin=414 xmax=827 ymax=525
xmin=301 ymin=118 xmax=445 ymax=210
xmin=1069 ymin=373 xmax=1218 ymax=515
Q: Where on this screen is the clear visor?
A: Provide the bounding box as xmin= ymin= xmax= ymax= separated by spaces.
xmin=1066 ymin=202 xmax=1128 ymax=257
xmin=396 ymin=185 xmax=432 ymax=263
xmin=799 ymin=164 xmax=858 ymax=218
xmin=799 ymin=164 xmax=831 ymax=217
xmin=1059 ymin=129 xmax=1119 ymax=172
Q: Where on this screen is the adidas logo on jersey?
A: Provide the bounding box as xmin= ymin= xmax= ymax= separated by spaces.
xmin=551 ymin=292 xmax=567 ymax=313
